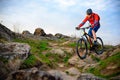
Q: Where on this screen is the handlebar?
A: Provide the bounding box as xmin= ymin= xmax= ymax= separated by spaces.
xmin=76 ymin=26 xmax=90 ymax=30
xmin=80 ymin=26 xmax=90 ymax=30
xmin=75 ymin=26 xmax=91 ymax=34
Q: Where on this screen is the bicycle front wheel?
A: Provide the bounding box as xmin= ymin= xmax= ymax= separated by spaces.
xmin=94 ymin=37 xmax=104 ymax=55
xmin=76 ymin=38 xmax=88 ymax=59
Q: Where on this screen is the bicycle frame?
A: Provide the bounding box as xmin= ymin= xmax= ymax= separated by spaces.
xmin=80 ymin=28 xmax=93 ymax=47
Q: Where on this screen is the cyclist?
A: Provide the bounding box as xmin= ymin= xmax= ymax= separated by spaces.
xmin=76 ymin=8 xmax=100 ymax=48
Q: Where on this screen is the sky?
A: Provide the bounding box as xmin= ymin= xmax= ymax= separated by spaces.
xmin=0 ymin=0 xmax=120 ymax=45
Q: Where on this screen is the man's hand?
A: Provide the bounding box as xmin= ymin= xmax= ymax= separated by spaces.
xmin=75 ymin=27 xmax=80 ymax=30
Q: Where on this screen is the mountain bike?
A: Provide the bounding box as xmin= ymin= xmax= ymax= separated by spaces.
xmin=76 ymin=26 xmax=104 ymax=59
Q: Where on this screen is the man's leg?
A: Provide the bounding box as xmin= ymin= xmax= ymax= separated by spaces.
xmin=92 ymin=30 xmax=97 ymax=41
xmin=88 ymin=28 xmax=93 ymax=47
xmin=92 ymin=26 xmax=100 ymax=45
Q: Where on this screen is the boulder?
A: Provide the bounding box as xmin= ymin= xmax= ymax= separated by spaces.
xmin=68 ymin=55 xmax=87 ymax=68
xmin=22 ymin=30 xmax=34 ymax=38
xmin=0 ymin=23 xmax=15 ymax=41
xmin=34 ymin=28 xmax=46 ymax=36
xmin=77 ymin=73 xmax=105 ymax=80
xmin=7 ymin=67 xmax=58 ymax=80
xmin=46 ymin=33 xmax=54 ymax=37
xmin=22 ymin=30 xmax=32 ymax=35
xmin=65 ymin=67 xmax=80 ymax=76
xmin=49 ymin=48 xmax=65 ymax=57
xmin=0 ymin=42 xmax=30 ymax=80
xmin=48 ymin=70 xmax=76 ymax=80
xmin=68 ymin=55 xmax=78 ymax=65
xmin=55 ymin=33 xmax=70 ymax=39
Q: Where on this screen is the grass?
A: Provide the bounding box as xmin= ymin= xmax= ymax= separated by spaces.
xmin=0 ymin=56 xmax=8 ymax=63
xmin=21 ymin=53 xmax=55 ymax=68
xmin=14 ymin=38 xmax=48 ymax=53
xmin=87 ymin=52 xmax=120 ymax=79
xmin=63 ymin=52 xmax=72 ymax=63
xmin=38 ymin=53 xmax=54 ymax=67
xmin=14 ymin=38 xmax=72 ymax=68
xmin=67 ymin=42 xmax=76 ymax=48
xmin=20 ymin=54 xmax=39 ymax=68
xmin=14 ymin=38 xmax=53 ymax=68
xmin=45 ymin=53 xmax=62 ymax=63
xmin=44 ymin=52 xmax=72 ymax=64
xmin=91 ymin=55 xmax=101 ymax=62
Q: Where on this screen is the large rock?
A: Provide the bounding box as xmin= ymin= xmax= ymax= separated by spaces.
xmin=6 ymin=68 xmax=105 ymax=80
xmin=77 ymin=73 xmax=105 ymax=80
xmin=55 ymin=33 xmax=70 ymax=39
xmin=0 ymin=23 xmax=15 ymax=41
xmin=65 ymin=67 xmax=81 ymax=76
xmin=68 ymin=55 xmax=78 ymax=65
xmin=0 ymin=42 xmax=30 ymax=80
xmin=22 ymin=30 xmax=32 ymax=35
xmin=68 ymin=55 xmax=87 ymax=68
xmin=7 ymin=67 xmax=60 ymax=80
xmin=34 ymin=28 xmax=46 ymax=36
xmin=48 ymin=70 xmax=78 ymax=80
xmin=22 ymin=30 xmax=34 ymax=38
xmin=49 ymin=48 xmax=65 ymax=57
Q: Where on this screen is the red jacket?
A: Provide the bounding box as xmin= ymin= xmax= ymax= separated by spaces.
xmin=79 ymin=13 xmax=100 ymax=28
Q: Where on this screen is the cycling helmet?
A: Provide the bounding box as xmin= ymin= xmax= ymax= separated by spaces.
xmin=86 ymin=8 xmax=92 ymax=15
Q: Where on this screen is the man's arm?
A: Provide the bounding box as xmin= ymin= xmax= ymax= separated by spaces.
xmin=78 ymin=16 xmax=88 ymax=28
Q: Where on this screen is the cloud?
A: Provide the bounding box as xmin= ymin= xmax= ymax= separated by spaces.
xmin=42 ymin=0 xmax=77 ymax=11
xmin=54 ymin=0 xmax=76 ymax=7
xmin=79 ymin=0 xmax=111 ymax=11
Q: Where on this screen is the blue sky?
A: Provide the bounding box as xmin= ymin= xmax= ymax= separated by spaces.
xmin=0 ymin=0 xmax=120 ymax=45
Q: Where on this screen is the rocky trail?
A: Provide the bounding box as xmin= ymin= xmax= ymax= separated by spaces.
xmin=0 ymin=23 xmax=120 ymax=80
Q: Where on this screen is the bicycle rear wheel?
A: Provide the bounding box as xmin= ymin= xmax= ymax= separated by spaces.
xmin=94 ymin=37 xmax=104 ymax=55
xmin=76 ymin=38 xmax=88 ymax=59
